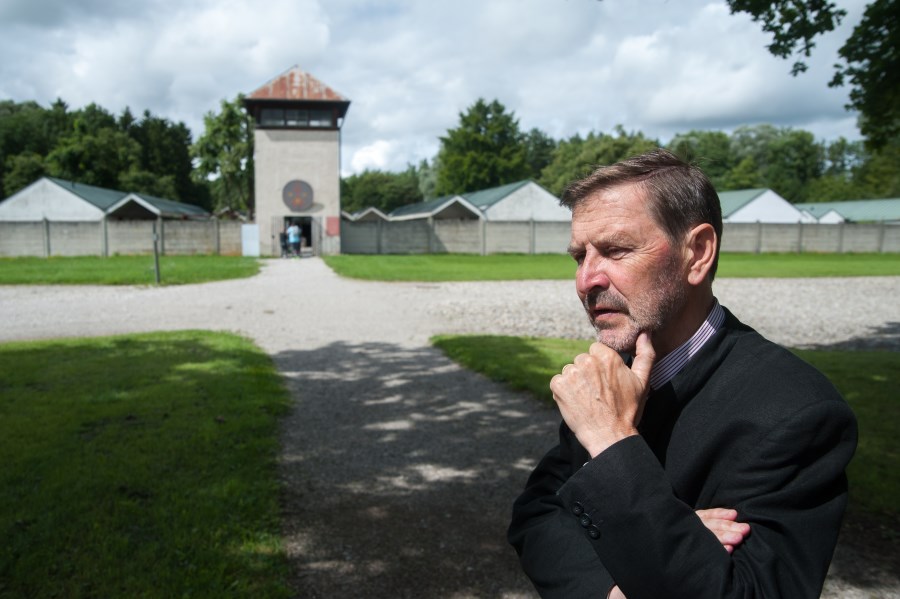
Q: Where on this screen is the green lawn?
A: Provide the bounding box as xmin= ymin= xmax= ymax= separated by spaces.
xmin=0 ymin=331 xmax=292 ymax=597
xmin=0 ymin=255 xmax=260 ymax=285
xmin=324 ymin=253 xmax=900 ymax=281
xmin=431 ymin=334 xmax=899 ymax=519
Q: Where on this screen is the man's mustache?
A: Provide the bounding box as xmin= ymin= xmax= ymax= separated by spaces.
xmin=583 ymin=289 xmax=629 ymax=312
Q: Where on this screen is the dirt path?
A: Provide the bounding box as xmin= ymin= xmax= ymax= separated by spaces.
xmin=1 ymin=258 xmax=897 ymax=597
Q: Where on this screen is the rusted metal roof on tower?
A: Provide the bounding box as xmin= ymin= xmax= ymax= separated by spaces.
xmin=247 ymin=66 xmax=348 ymax=102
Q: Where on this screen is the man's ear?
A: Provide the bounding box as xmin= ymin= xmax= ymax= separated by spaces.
xmin=684 ymin=223 xmax=717 ymax=286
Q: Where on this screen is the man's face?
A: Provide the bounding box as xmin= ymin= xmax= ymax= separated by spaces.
xmin=568 ymin=184 xmax=687 ymax=353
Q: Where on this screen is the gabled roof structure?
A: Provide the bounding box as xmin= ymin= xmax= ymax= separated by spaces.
xmin=388 ymin=194 xmax=482 ymax=221
xmin=108 ymin=192 xmax=210 ymax=219
xmin=46 ymin=177 xmax=128 ymax=211
xmin=462 ymin=180 xmax=531 ymax=210
xmin=0 ymin=177 xmax=209 ymax=221
xmin=794 ymin=199 xmax=900 ymax=223
xmin=718 ymin=188 xmax=768 ymax=218
xmin=343 ymin=206 xmax=390 ymax=222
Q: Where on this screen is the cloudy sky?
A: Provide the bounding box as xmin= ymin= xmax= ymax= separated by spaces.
xmin=0 ymin=0 xmax=868 ymax=176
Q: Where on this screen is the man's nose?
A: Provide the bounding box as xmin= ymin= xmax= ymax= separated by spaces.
xmin=576 ymin=254 xmax=610 ymax=296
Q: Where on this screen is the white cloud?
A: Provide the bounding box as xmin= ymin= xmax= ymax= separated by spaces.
xmin=350 ymin=140 xmax=395 ymax=174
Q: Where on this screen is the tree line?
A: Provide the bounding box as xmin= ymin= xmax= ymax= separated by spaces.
xmin=2 ymin=95 xmax=898 ymax=218
xmin=0 ymin=99 xmax=211 ymax=208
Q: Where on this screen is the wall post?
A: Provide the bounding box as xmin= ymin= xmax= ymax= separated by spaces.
xmin=376 ymin=220 xmax=383 ymax=254
xmin=530 ymin=219 xmax=536 ymax=254
xmin=102 ymin=216 xmax=109 ymax=257
xmin=796 ymin=220 xmax=803 ymax=253
xmin=427 ymin=216 xmax=435 ymax=253
xmin=480 ymin=219 xmax=487 ymax=256
xmin=755 ymin=221 xmax=762 ymax=254
xmin=157 ymin=216 xmax=166 ymax=255
xmin=43 ymin=218 xmax=51 ymax=258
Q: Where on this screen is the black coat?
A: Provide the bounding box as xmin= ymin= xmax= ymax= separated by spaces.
xmin=508 ymin=308 xmax=858 ymax=599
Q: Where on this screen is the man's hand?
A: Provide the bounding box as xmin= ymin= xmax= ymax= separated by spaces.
xmin=550 ymin=332 xmax=656 ymax=458
xmin=608 ymin=508 xmax=751 ymax=598
xmin=696 ymin=508 xmax=751 ymax=554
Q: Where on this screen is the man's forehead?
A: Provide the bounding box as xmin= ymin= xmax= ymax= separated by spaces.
xmin=572 ymin=183 xmax=648 ymax=215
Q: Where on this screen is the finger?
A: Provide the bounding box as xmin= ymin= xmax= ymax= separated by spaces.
xmin=697 ymin=508 xmax=738 ymax=522
xmin=550 ymin=374 xmax=563 ymax=397
xmin=630 ymin=332 xmax=656 ymax=387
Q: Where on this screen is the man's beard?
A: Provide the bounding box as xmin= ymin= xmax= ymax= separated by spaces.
xmin=583 ymin=260 xmax=687 ymax=353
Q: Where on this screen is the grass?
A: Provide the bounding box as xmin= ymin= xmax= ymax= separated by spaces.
xmin=431 ymin=334 xmax=899 ymax=518
xmin=0 ymin=331 xmax=293 ymax=598
xmin=323 ymin=253 xmax=900 ymax=281
xmin=323 ymin=253 xmax=576 ymax=281
xmin=0 ymin=255 xmax=261 ymax=285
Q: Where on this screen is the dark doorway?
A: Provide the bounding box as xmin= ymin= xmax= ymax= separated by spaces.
xmin=282 ymin=216 xmax=314 ymax=257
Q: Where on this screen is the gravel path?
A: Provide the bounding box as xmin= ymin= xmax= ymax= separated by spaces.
xmin=1 ymin=258 xmax=897 ymax=598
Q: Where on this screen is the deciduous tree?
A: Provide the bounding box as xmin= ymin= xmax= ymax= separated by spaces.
xmin=434 ymin=98 xmax=530 ymax=196
xmin=191 ymin=95 xmax=254 ymax=214
xmin=539 ymin=127 xmax=658 ymax=197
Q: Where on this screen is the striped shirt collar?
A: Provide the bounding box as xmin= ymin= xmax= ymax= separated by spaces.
xmin=648 ymin=299 xmax=725 ymax=390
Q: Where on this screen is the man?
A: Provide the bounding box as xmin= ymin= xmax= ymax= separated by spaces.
xmin=287 ymin=221 xmax=301 ymax=257
xmin=507 ymin=149 xmax=857 ymax=598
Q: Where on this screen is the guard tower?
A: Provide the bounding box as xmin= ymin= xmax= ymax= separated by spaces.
xmin=244 ymin=67 xmax=350 ymax=256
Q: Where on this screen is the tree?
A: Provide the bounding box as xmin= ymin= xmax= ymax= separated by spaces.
xmin=191 ymin=95 xmax=254 ymax=214
xmin=539 ymin=126 xmax=658 ymax=197
xmin=434 ymin=98 xmax=530 ymax=196
xmin=726 ymin=124 xmax=823 ymax=201
xmin=0 ymin=99 xmax=72 ymax=197
xmin=720 ymin=156 xmax=764 ymax=190
xmin=726 ymin=0 xmax=846 ymax=75
xmin=45 ymin=126 xmax=142 ymax=190
xmin=3 ymin=151 xmax=46 ymax=196
xmin=126 ymin=110 xmax=198 ymax=203
xmin=829 ymin=0 xmax=900 ymax=149
xmin=342 ymin=166 xmax=423 ymax=214
xmin=727 ymin=0 xmax=899 ymax=150
xmin=416 ymin=158 xmax=439 ymax=201
xmin=523 ymin=128 xmax=557 ymax=181
xmin=667 ymin=130 xmax=735 ymax=190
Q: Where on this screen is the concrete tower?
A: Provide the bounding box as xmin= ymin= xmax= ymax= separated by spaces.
xmin=244 ymin=67 xmax=350 ymax=256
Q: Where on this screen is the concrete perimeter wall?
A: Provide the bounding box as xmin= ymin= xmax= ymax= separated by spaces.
xmin=0 ymin=220 xmax=243 ymax=257
xmin=341 ymin=220 xmax=900 ymax=255
xmin=5 ymin=219 xmax=897 ymax=257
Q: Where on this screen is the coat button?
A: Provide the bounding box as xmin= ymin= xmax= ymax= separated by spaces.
xmin=587 ymin=525 xmax=601 ymax=539
xmin=572 ymin=502 xmax=584 ymax=516
xmin=579 ymin=514 xmax=592 ymax=528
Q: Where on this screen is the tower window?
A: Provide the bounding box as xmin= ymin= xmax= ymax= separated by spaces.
xmin=256 ymin=107 xmax=334 ymax=128
xmin=310 ymin=110 xmax=333 ymax=127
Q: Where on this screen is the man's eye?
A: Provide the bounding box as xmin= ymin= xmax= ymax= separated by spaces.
xmin=606 ymin=247 xmax=628 ymax=259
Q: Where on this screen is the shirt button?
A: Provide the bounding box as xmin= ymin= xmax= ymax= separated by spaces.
xmin=587 ymin=525 xmax=601 ymax=539
xmin=572 ymin=502 xmax=584 ymax=516
xmin=579 ymin=515 xmax=592 ymax=528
